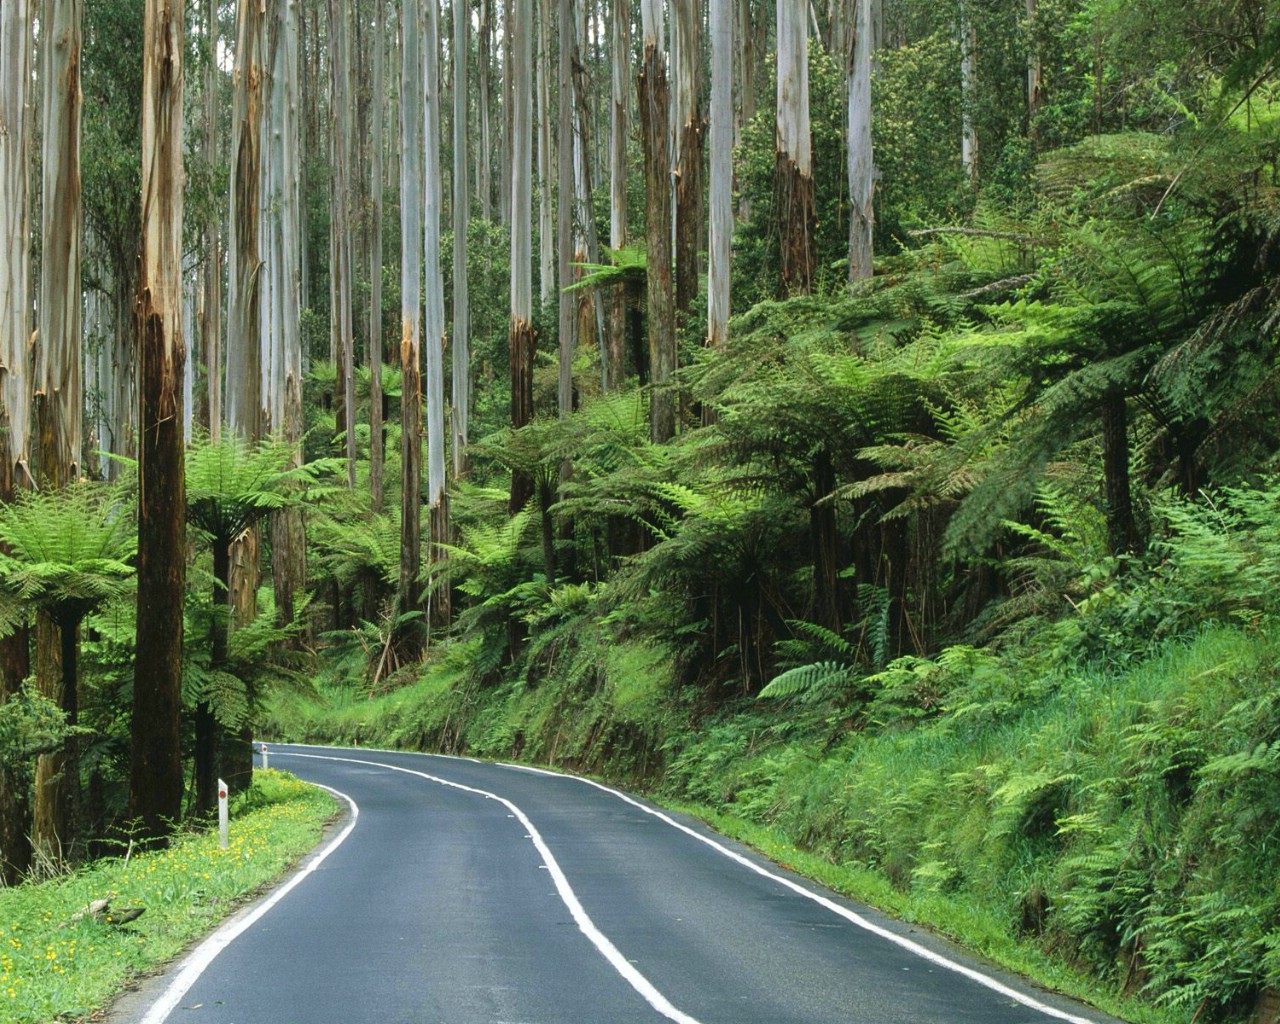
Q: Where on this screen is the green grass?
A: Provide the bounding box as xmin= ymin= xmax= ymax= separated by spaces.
xmin=0 ymin=770 xmax=336 ymax=1023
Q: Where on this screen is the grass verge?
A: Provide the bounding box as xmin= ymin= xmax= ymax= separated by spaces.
xmin=0 ymin=770 xmax=336 ymax=1024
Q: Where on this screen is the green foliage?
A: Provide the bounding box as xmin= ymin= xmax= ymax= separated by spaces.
xmin=0 ymin=482 xmax=136 ymax=629
xmin=0 ymin=685 xmax=72 ymax=769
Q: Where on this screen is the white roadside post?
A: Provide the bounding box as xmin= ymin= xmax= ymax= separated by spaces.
xmin=217 ymin=779 xmax=229 ymax=850
xmin=261 ymin=743 xmax=269 ymax=770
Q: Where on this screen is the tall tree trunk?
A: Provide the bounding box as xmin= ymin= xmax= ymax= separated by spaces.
xmin=33 ymin=0 xmax=84 ymax=866
xmin=557 ymin=0 xmax=576 ymax=418
xmin=569 ymin=9 xmax=606 ymax=394
xmin=131 ymin=0 xmax=186 ymax=842
xmin=638 ymin=1 xmax=675 ymax=442
xmin=606 ymin=0 xmax=629 ymax=391
xmin=329 ymin=0 xmax=357 ymax=486
xmin=707 ymin=0 xmax=731 ymax=355
xmin=223 ymin=0 xmax=266 ymax=799
xmin=423 ymin=0 xmax=449 ymax=629
xmin=478 ymin=0 xmax=493 ymax=220
xmin=847 ymin=0 xmax=874 ymax=284
xmin=776 ymin=0 xmax=814 ymax=296
xmin=537 ymin=0 xmax=555 ymax=308
xmin=509 ymin=0 xmax=536 ymax=513
xmin=960 ymin=2 xmax=978 ymax=188
xmin=673 ymin=0 xmax=704 ymax=319
xmin=1 ymin=0 xmax=34 ymax=481
xmin=1025 ymin=0 xmax=1042 ymax=134
xmin=0 ymin=0 xmax=32 ymax=868
xmin=501 ymin=0 xmax=513 ymax=226
xmin=400 ymin=0 xmax=425 ymax=643
xmin=452 ymin=0 xmax=470 ymax=480
xmin=202 ymin=0 xmax=223 ymax=442
xmin=369 ymin=0 xmax=386 ymax=512
xmin=267 ymin=0 xmax=306 ymax=628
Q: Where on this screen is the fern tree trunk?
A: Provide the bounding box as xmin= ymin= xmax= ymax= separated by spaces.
xmin=131 ymin=0 xmax=186 ymax=843
xmin=509 ymin=0 xmax=536 ymax=514
xmin=638 ymin=0 xmax=675 ymax=443
xmin=33 ymin=0 xmax=83 ymax=865
xmin=775 ymin=0 xmax=814 ymax=296
xmin=1102 ymin=392 xmax=1140 ymax=556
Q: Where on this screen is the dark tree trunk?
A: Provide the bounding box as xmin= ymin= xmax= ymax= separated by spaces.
xmin=399 ymin=331 xmax=425 ymax=652
xmin=0 ymin=620 xmax=30 ymax=882
xmin=1102 ymin=391 xmax=1140 ymax=556
xmin=810 ymin=449 xmax=842 ymax=634
xmin=776 ymin=152 xmax=816 ymax=296
xmin=638 ymin=40 xmax=675 ymax=442
xmin=509 ymin=318 xmax=537 ymax=514
xmin=32 ymin=611 xmax=75 ymax=861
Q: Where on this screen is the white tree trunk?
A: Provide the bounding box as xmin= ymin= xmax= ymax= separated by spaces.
xmin=0 ymin=0 xmax=33 ymax=475
xmin=329 ymin=0 xmax=356 ymax=484
xmin=370 ymin=0 xmax=386 ymax=509
xmin=776 ymin=0 xmax=814 ymax=295
xmin=707 ymin=0 xmax=732 ymax=350
xmin=452 ymin=0 xmax=470 ymax=478
xmin=960 ymin=3 xmax=978 ymax=186
xmin=557 ymin=0 xmax=576 ymax=417
xmin=38 ymin=0 xmax=83 ymax=485
xmin=423 ymin=0 xmax=447 ymax=516
xmin=227 ymin=0 xmax=264 ymax=442
xmin=848 ymin=0 xmax=874 ymax=284
xmin=401 ymin=0 xmax=424 ymax=617
xmin=537 ymin=0 xmax=555 ymax=306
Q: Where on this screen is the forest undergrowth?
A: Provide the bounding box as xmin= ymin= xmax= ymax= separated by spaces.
xmin=266 ymin=471 xmax=1280 ymax=1024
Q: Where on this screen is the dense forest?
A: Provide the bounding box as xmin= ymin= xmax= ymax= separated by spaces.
xmin=4 ymin=0 xmax=1280 ymax=1019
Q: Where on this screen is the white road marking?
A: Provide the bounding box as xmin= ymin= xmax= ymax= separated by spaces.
xmin=139 ymin=783 xmax=360 ymax=1024
xmin=500 ymin=761 xmax=1102 ymax=1024
xmin=279 ymin=751 xmax=703 ymax=1024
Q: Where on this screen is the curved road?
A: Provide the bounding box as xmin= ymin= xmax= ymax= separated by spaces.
xmin=128 ymin=744 xmax=1123 ymax=1024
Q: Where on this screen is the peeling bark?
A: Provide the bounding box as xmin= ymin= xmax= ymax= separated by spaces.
xmin=131 ymin=0 xmax=186 ymax=841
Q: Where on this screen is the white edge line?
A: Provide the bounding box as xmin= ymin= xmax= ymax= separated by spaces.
xmin=500 ymin=761 xmax=1103 ymax=1024
xmin=279 ymin=752 xmax=702 ymax=1024
xmin=138 ymin=783 xmax=360 ymax=1024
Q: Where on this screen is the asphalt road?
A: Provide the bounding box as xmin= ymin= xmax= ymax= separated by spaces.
xmin=130 ymin=744 xmax=1124 ymax=1024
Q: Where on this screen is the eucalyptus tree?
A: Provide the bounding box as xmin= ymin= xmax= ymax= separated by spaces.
xmin=558 ymin=0 xmax=576 ymax=418
xmin=960 ymin=0 xmax=978 ymax=186
xmin=131 ymin=0 xmax=186 ymax=842
xmin=400 ymin=0 xmax=424 ymax=632
xmin=264 ymin=0 xmax=307 ymax=626
xmin=452 ymin=0 xmax=470 ymax=480
xmin=509 ymin=0 xmax=536 ymax=513
xmin=34 ymin=0 xmax=84 ymax=864
xmin=0 ymin=0 xmax=33 ymax=486
xmin=201 ymin=0 xmax=222 ymax=440
xmin=606 ymin=0 xmax=629 ymax=390
xmin=638 ymin=0 xmax=675 ymax=442
xmin=848 ymin=0 xmax=874 ymax=284
xmin=537 ymin=0 xmax=555 ymax=307
xmin=478 ymin=0 xmax=493 ymax=220
xmin=707 ymin=0 xmax=732 ymax=352
xmin=329 ymin=0 xmax=357 ymax=486
xmin=423 ymin=0 xmax=449 ymax=623
xmin=673 ymin=0 xmax=704 ymax=318
xmin=0 ymin=0 xmax=34 ymax=878
xmin=776 ymin=0 xmax=814 ymax=295
xmin=370 ymin=0 xmax=386 ymax=510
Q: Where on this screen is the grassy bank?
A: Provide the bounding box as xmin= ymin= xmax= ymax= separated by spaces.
xmin=0 ymin=770 xmax=336 ymax=1024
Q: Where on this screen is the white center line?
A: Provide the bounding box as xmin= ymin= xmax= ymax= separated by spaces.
xmin=283 ymin=751 xmax=703 ymax=1024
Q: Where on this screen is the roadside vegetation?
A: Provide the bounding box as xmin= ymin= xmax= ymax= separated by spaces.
xmin=0 ymin=771 xmax=334 ymax=1024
